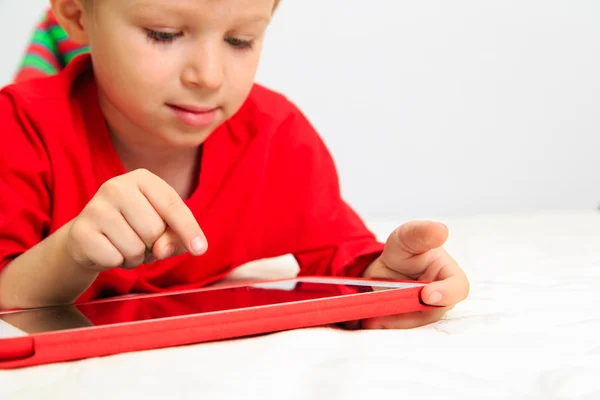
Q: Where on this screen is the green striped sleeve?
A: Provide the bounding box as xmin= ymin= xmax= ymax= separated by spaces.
xmin=64 ymin=47 xmax=90 ymax=63
xmin=20 ymin=54 xmax=58 ymax=75
xmin=48 ymin=25 xmax=69 ymax=42
xmin=32 ymin=29 xmax=58 ymax=53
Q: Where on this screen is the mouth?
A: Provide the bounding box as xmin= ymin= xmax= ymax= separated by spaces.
xmin=167 ymin=104 xmax=220 ymax=128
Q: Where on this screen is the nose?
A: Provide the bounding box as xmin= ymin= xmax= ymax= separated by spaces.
xmin=181 ymin=40 xmax=224 ymax=91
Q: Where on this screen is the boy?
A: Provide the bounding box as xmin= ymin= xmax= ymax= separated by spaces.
xmin=0 ymin=0 xmax=469 ymax=329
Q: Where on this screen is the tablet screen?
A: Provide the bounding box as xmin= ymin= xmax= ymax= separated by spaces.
xmin=0 ymin=278 xmax=423 ymax=339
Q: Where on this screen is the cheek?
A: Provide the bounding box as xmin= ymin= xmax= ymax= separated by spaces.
xmin=226 ymin=54 xmax=261 ymax=101
xmin=91 ymin=31 xmax=176 ymax=107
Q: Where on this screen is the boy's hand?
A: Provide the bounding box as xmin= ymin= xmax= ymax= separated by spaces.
xmin=67 ymin=169 xmax=208 ymax=271
xmin=361 ymin=221 xmax=469 ymax=329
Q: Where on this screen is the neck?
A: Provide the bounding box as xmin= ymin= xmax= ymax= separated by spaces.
xmin=109 ymin=129 xmax=201 ymax=200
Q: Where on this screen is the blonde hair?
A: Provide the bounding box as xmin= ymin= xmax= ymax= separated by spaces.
xmin=82 ymin=0 xmax=280 ymax=11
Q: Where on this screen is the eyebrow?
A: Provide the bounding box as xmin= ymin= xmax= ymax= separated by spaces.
xmin=236 ymin=15 xmax=271 ymax=24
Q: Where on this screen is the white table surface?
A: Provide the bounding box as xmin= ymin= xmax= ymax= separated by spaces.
xmin=1 ymin=210 xmax=599 ymax=400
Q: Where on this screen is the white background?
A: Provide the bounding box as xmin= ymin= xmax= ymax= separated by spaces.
xmin=1 ymin=0 xmax=599 ymax=220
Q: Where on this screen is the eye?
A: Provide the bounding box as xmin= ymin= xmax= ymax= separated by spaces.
xmin=225 ymin=37 xmax=254 ymax=50
xmin=145 ymin=29 xmax=183 ymax=43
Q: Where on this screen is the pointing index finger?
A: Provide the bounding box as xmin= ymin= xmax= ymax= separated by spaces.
xmin=135 ymin=170 xmax=207 ymax=256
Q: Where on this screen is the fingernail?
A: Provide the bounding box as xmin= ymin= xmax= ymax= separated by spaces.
xmin=191 ymin=237 xmax=207 ymax=254
xmin=428 ymin=291 xmax=443 ymax=305
xmin=161 ymin=244 xmax=175 ymax=260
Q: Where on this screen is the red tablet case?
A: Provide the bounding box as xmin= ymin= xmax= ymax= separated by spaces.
xmin=0 ymin=277 xmax=430 ymax=369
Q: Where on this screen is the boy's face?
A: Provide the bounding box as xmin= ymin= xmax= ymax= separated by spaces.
xmin=81 ymin=0 xmax=275 ymax=148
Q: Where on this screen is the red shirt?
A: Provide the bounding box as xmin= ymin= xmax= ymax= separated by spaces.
xmin=0 ymin=54 xmax=384 ymax=303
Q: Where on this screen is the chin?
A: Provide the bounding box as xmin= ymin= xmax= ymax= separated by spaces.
xmin=158 ymin=129 xmax=214 ymax=148
xmin=141 ymin=113 xmax=224 ymax=148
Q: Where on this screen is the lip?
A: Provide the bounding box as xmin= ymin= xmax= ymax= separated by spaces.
xmin=167 ymin=104 xmax=219 ymax=127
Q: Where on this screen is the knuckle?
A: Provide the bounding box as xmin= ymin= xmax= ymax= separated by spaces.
xmin=165 ymin=194 xmax=184 ymax=210
xmin=68 ymin=223 xmax=95 ymax=264
xmin=135 ymin=241 xmax=148 ymax=257
xmin=84 ymin=202 xmax=107 ymax=220
xmin=395 ymin=224 xmax=420 ymax=252
xmin=164 ymin=196 xmax=190 ymax=221
xmin=393 ymin=225 xmax=408 ymax=244
xmin=146 ymin=220 xmax=167 ymax=242
xmin=132 ymin=168 xmax=152 ymax=180
xmin=91 ymin=248 xmax=124 ymax=270
xmin=124 ymin=241 xmax=147 ymax=259
xmin=99 ymin=179 xmax=127 ymax=201
xmin=69 ymin=219 xmax=87 ymax=242
xmin=106 ymin=254 xmax=125 ymax=269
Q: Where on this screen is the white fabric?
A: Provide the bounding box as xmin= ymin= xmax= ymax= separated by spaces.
xmin=1 ymin=211 xmax=599 ymax=400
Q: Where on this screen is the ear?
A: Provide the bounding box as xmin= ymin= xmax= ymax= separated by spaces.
xmin=50 ymin=0 xmax=89 ymax=45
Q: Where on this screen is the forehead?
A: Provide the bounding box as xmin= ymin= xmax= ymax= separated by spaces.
xmin=96 ymin=0 xmax=277 ymax=28
xmin=119 ymin=0 xmax=278 ymax=16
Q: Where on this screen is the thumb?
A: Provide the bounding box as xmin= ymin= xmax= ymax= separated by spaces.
xmin=152 ymin=226 xmax=207 ymax=260
xmin=382 ymin=221 xmax=448 ymax=267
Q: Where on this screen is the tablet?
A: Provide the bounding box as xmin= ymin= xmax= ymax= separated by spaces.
xmin=0 ymin=276 xmax=429 ymax=369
